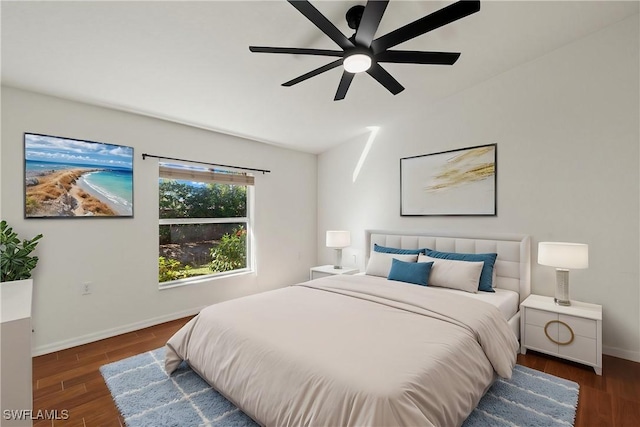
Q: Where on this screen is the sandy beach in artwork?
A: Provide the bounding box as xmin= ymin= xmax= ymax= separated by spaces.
xmin=25 ymin=169 xmax=117 ymax=216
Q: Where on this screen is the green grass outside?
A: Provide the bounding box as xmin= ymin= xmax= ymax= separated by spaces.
xmin=183 ymin=266 xmax=212 ymax=276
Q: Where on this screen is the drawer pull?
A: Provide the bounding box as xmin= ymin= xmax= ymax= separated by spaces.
xmin=544 ymin=320 xmax=575 ymax=345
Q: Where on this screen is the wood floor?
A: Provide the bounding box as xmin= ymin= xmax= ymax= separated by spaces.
xmin=31 ymin=317 xmax=640 ymax=427
xmin=32 ymin=317 xmax=191 ymax=427
xmin=517 ymin=351 xmax=640 ymax=426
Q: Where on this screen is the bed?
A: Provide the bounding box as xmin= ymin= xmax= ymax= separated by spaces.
xmin=165 ymin=230 xmax=531 ymax=427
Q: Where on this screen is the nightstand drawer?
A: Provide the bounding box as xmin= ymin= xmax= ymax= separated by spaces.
xmin=524 ymin=324 xmax=558 ymax=354
xmin=560 ymin=335 xmax=597 ymax=365
xmin=559 ymin=314 xmax=596 ymax=338
xmin=311 ymin=271 xmax=332 ymax=280
xmin=525 ymin=308 xmax=556 ymax=327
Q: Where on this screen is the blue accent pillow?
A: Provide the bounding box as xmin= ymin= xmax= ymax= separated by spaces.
xmin=424 ymin=249 xmax=497 ymax=292
xmin=387 ymin=258 xmax=433 ymax=287
xmin=374 ymin=243 xmax=424 ymax=255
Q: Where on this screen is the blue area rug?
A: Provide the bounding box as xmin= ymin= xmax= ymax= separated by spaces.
xmin=100 ymin=348 xmax=579 ymax=427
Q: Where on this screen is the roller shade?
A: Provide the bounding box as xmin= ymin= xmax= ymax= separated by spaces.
xmin=159 ymin=165 xmax=254 ymax=186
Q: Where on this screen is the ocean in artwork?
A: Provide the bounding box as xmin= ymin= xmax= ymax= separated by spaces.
xmin=78 ymin=169 xmax=133 ymax=215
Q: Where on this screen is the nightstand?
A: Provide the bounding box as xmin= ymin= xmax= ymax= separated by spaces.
xmin=309 ymin=265 xmax=359 ymax=280
xmin=520 ymin=294 xmax=602 ymax=375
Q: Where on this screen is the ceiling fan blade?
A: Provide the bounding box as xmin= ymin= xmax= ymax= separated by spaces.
xmin=334 ymin=71 xmax=355 ymax=101
xmin=282 ymin=59 xmax=343 ymax=87
xmin=376 ymin=50 xmax=460 ymax=65
xmin=371 ymin=0 xmax=480 ymax=53
xmin=250 ymin=46 xmax=343 ymax=57
xmin=354 ymin=0 xmax=389 ymax=47
xmin=366 ymin=63 xmax=404 ymax=95
xmin=288 ymin=1 xmax=354 ymax=50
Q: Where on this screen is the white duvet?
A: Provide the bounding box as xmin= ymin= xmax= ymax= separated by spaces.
xmin=166 ymin=274 xmax=519 ymax=427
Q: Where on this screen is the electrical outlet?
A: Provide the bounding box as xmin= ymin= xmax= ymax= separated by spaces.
xmin=81 ymin=282 xmax=92 ymax=295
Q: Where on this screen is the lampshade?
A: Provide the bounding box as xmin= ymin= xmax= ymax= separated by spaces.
xmin=343 ymin=53 xmax=371 ymax=73
xmin=326 ymin=231 xmax=351 ymax=248
xmin=538 ymin=242 xmax=588 ymax=269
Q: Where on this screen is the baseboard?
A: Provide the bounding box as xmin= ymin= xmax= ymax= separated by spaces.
xmin=603 ymin=345 xmax=640 ymax=363
xmin=32 ymin=306 xmax=205 ymax=356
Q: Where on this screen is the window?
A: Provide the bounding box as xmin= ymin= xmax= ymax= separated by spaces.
xmin=158 ymin=162 xmax=253 ymax=287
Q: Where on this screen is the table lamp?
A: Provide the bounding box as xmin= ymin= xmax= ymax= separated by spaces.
xmin=538 ymin=242 xmax=589 ymax=306
xmin=326 ymin=231 xmax=351 ymax=269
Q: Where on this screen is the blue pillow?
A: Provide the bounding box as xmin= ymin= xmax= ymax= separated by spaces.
xmin=424 ymin=249 xmax=497 ymax=293
xmin=374 ymin=243 xmax=424 ymax=255
xmin=387 ymin=258 xmax=433 ymax=287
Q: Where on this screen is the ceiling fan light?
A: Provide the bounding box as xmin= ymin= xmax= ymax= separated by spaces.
xmin=343 ymin=53 xmax=371 ymax=73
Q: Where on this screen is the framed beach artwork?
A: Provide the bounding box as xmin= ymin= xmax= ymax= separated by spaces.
xmin=400 ymin=144 xmax=497 ymax=216
xmin=24 ymin=133 xmax=134 ymax=218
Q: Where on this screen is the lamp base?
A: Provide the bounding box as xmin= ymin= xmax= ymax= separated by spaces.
xmin=333 ymin=248 xmax=343 ymax=270
xmin=554 ymin=268 xmax=571 ymax=306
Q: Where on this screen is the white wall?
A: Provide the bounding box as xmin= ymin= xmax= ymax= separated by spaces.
xmin=318 ymin=16 xmax=640 ymax=361
xmin=0 ymin=87 xmax=317 ymax=355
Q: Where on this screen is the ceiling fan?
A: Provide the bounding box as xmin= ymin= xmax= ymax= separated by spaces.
xmin=249 ymin=0 xmax=480 ymax=101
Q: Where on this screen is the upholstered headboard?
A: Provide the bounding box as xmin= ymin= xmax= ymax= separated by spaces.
xmin=365 ymin=230 xmax=531 ymax=303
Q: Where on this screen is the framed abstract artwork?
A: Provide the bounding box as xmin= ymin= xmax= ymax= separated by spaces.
xmin=24 ymin=133 xmax=134 ymax=218
xmin=400 ymin=144 xmax=497 ymax=216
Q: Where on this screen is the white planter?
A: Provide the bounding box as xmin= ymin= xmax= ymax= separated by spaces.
xmin=1 ymin=278 xmax=34 ymax=427
xmin=1 ymin=279 xmax=33 ymax=322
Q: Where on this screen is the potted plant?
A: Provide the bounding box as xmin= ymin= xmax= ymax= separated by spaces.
xmin=1 ymin=220 xmax=43 ymax=283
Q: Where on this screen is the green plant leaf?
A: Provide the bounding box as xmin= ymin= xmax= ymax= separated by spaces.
xmin=0 ymin=220 xmax=43 ymax=282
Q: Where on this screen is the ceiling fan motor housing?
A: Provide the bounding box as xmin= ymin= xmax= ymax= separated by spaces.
xmin=346 ymin=5 xmax=365 ymax=30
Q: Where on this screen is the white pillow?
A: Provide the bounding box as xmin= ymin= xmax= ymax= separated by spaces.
xmin=418 ymin=254 xmax=483 ymax=293
xmin=493 ymin=266 xmax=497 ymax=289
xmin=365 ymin=251 xmax=419 ymax=278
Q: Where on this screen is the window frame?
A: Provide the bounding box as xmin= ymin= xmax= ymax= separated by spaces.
xmin=157 ymin=163 xmax=254 ymax=289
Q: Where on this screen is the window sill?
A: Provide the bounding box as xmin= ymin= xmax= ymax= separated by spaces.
xmin=158 ymin=268 xmax=254 ymax=290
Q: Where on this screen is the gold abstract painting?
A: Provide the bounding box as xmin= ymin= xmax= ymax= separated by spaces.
xmin=401 ymin=144 xmax=496 ymax=216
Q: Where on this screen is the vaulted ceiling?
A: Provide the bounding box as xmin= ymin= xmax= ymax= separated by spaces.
xmin=2 ymin=1 xmax=638 ymax=153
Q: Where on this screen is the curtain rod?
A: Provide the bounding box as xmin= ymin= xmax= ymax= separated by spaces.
xmin=141 ymin=153 xmax=270 ymax=174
